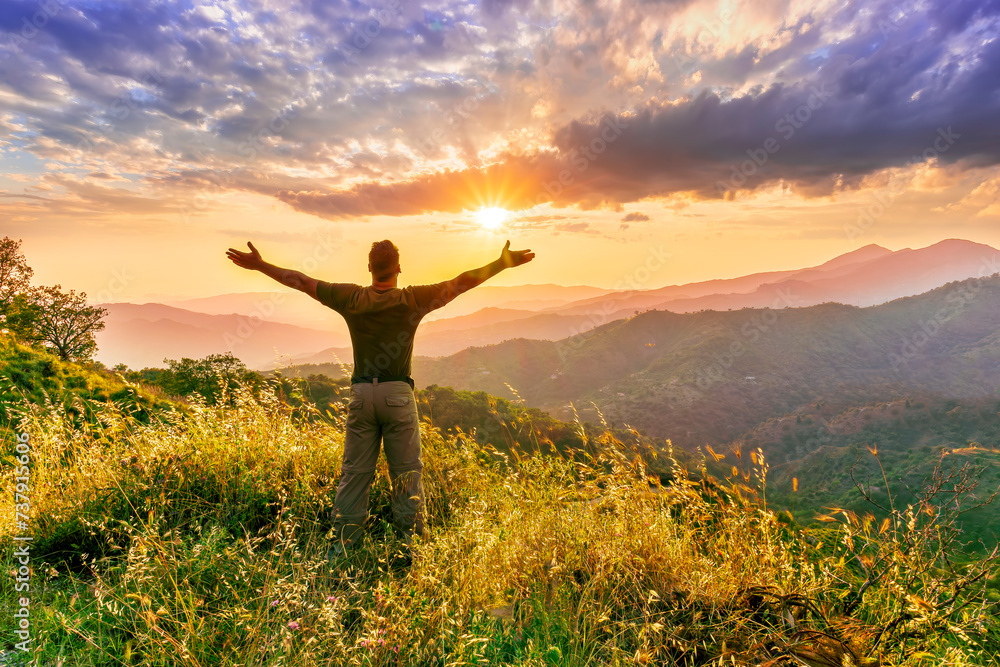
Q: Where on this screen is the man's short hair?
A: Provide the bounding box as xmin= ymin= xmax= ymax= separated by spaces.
xmin=369 ymin=240 xmax=400 ymax=281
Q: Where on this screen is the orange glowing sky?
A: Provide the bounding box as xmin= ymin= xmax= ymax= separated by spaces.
xmin=2 ymin=0 xmax=999 ymax=302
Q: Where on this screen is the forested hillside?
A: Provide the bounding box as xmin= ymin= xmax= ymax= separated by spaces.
xmin=418 ymin=275 xmax=1000 ymax=450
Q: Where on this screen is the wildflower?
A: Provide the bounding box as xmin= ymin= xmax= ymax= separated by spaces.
xmin=326 ymin=595 xmax=337 ymax=602
xmin=287 ymin=621 xmax=300 ymax=630
xmin=270 ymin=600 xmax=280 ymax=607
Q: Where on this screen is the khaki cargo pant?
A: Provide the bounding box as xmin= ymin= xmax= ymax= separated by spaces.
xmin=331 ymin=380 xmax=424 ymax=549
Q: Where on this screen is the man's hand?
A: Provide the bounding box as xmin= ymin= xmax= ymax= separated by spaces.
xmin=226 ymin=242 xmax=265 ymax=271
xmin=226 ymin=241 xmax=320 ymax=300
xmin=499 ymin=240 xmax=535 ymax=268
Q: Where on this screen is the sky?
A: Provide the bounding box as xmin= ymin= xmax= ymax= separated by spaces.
xmin=1 ymin=0 xmax=999 ymax=302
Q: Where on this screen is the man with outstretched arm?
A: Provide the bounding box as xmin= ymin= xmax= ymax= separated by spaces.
xmin=226 ymin=239 xmax=535 ymax=564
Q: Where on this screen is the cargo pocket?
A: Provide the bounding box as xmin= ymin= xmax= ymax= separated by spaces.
xmin=346 ymin=395 xmax=364 ymax=425
xmin=385 ymin=395 xmax=411 ymax=407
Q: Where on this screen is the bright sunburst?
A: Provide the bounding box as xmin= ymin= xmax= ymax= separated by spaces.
xmin=475 ymin=206 xmax=508 ymax=229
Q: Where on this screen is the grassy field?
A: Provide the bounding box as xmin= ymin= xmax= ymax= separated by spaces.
xmin=1 ymin=378 xmax=998 ymax=666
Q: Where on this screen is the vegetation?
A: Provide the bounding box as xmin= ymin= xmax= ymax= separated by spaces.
xmin=2 ymin=245 xmax=1000 ymax=664
xmin=416 ymin=276 xmax=1000 ymax=449
xmin=0 ymin=237 xmax=108 ymax=362
xmin=0 ymin=336 xmax=173 ymax=426
xmin=1 ymin=360 xmax=997 ymax=665
xmin=22 ymin=285 xmax=108 ymax=362
xmin=0 ymin=238 xmax=33 ymax=313
xmin=719 ymin=395 xmax=1000 ymax=550
xmin=152 ymin=354 xmax=263 ymax=407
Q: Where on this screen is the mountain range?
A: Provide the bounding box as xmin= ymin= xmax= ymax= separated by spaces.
xmin=414 ymin=273 xmax=1000 ymax=451
xmin=95 ymin=303 xmax=349 ymax=370
xmin=95 ymin=239 xmax=1000 ymax=370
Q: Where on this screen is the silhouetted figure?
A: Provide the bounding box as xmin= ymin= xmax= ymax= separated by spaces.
xmin=226 ymin=239 xmax=534 ymax=562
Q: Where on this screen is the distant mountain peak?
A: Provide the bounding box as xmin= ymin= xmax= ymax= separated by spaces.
xmin=815 ymin=243 xmax=893 ymax=271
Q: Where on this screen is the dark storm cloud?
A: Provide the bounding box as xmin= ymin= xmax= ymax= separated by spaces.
xmin=275 ymin=0 xmax=1000 ymax=217
xmin=3 ymin=0 xmax=999 ymax=224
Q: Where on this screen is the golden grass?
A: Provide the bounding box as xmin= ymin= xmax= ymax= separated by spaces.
xmin=1 ymin=382 xmax=997 ymax=666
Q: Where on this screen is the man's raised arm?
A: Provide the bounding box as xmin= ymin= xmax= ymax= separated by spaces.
xmin=226 ymin=241 xmax=320 ymax=300
xmin=444 ymin=240 xmax=534 ymax=297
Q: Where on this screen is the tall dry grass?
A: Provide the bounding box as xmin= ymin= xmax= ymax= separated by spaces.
xmin=1 ymin=380 xmax=997 ymax=666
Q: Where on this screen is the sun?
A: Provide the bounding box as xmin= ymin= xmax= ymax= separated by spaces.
xmin=475 ymin=206 xmax=508 ymax=229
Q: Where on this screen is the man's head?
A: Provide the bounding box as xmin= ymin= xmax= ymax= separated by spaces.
xmin=368 ymin=240 xmax=400 ymax=282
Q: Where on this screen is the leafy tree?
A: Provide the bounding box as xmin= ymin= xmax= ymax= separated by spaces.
xmin=1 ymin=292 xmax=41 ymax=340
xmin=159 ymin=353 xmax=261 ymax=405
xmin=0 ymin=237 xmax=34 ymax=313
xmin=29 ymin=285 xmax=108 ymax=361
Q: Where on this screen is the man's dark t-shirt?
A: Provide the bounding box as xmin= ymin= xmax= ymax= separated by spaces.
xmin=316 ymin=281 xmax=456 ymax=379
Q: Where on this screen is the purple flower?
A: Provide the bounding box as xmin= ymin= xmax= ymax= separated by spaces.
xmin=287 ymin=621 xmax=300 ymax=631
xmin=270 ymin=600 xmax=279 ymax=607
xmin=326 ymin=595 xmax=337 ymax=602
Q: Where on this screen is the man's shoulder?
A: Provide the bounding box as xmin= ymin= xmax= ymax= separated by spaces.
xmin=404 ymin=281 xmax=450 ymax=299
xmin=316 ymin=282 xmax=363 ymax=310
xmin=405 ymin=281 xmax=458 ymax=313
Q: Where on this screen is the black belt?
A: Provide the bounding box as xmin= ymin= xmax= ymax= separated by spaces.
xmin=351 ymin=375 xmax=414 ymax=389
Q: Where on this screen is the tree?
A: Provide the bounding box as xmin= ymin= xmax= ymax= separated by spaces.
xmin=1 ymin=292 xmax=41 ymax=340
xmin=0 ymin=237 xmax=34 ymax=313
xmin=30 ymin=285 xmax=108 ymax=361
xmin=159 ymin=353 xmax=261 ymax=405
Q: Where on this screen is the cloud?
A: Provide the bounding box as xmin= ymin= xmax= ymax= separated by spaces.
xmin=621 ymin=212 xmax=650 ymax=222
xmin=277 ymin=0 xmax=1000 ymax=217
xmin=1 ymin=0 xmax=999 ymax=228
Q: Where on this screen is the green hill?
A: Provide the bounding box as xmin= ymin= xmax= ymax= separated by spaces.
xmin=418 ymin=275 xmax=1000 ymax=451
xmin=722 ymin=394 xmax=1000 ymax=549
xmin=0 ymin=335 xmax=176 ymax=428
xmin=2 ymin=362 xmax=997 ymax=665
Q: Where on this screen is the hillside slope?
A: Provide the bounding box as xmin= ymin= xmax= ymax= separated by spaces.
xmin=418 ymin=275 xmax=1000 ymax=449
